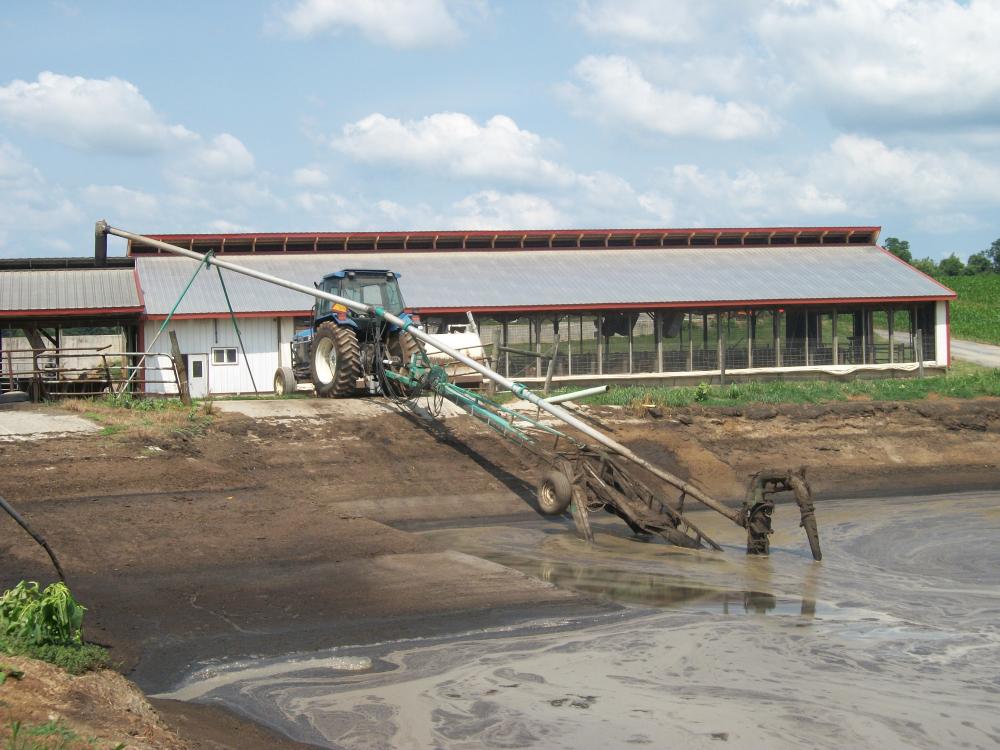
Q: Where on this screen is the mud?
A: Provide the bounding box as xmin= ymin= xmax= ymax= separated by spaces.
xmin=1 ymin=397 xmax=999 ymax=747
xmin=161 ymin=492 xmax=1000 ymax=749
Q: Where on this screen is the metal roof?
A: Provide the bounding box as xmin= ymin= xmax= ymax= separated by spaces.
xmin=0 ymin=268 xmax=143 ymax=316
xmin=135 ymin=244 xmax=954 ymax=317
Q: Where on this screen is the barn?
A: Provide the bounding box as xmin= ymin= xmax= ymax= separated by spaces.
xmin=120 ymin=226 xmax=955 ymax=396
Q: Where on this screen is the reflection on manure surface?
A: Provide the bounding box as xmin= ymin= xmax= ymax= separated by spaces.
xmin=161 ymin=492 xmax=1000 ymax=750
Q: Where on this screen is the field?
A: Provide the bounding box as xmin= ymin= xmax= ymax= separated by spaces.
xmin=942 ymin=273 xmax=1000 ymax=345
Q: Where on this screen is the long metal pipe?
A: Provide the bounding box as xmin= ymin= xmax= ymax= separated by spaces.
xmin=543 ymin=385 xmax=608 ymax=403
xmin=101 ymin=221 xmax=738 ymax=523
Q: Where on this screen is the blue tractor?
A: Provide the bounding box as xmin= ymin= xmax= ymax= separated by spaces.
xmin=274 ymin=269 xmax=420 ymax=397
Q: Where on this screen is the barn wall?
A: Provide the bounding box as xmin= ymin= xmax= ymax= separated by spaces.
xmin=143 ymin=317 xmax=289 ymax=395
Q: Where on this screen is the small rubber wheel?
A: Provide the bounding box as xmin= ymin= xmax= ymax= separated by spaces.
xmin=274 ymin=366 xmax=297 ymax=396
xmin=537 ymin=470 xmax=573 ymax=515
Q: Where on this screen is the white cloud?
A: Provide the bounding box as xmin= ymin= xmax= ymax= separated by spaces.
xmin=0 ymin=140 xmax=80 ymax=252
xmin=576 ymin=0 xmax=710 ymax=43
xmin=561 ymin=56 xmax=777 ymax=140
xmin=279 ymin=0 xmax=463 ymax=47
xmin=82 ymin=185 xmax=159 ymax=221
xmin=815 ymin=134 xmax=1000 ymax=209
xmin=449 ymin=191 xmax=566 ymax=230
xmin=333 ymin=112 xmax=575 ymax=184
xmin=759 ymin=0 xmax=1000 ymax=130
xmin=0 ymin=72 xmax=195 ymax=153
xmin=186 ymin=133 xmax=256 ymax=179
xmin=292 ymin=166 xmax=330 ymax=188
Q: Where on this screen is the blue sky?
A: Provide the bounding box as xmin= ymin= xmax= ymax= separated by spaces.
xmin=1 ymin=0 xmax=998 ymax=260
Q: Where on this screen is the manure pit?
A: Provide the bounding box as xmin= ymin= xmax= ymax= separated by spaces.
xmin=157 ymin=490 xmax=1000 ymax=750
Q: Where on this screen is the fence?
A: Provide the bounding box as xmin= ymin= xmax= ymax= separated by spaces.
xmin=1 ymin=346 xmax=180 ymax=400
xmin=473 ymin=306 xmax=937 ymax=379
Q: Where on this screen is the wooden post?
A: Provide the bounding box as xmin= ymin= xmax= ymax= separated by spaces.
xmin=774 ymin=309 xmax=782 ymax=367
xmin=502 ymin=321 xmax=509 ymax=377
xmin=655 ymin=311 xmax=663 ymax=373
xmin=169 ymin=330 xmax=192 ymax=405
xmin=534 ymin=316 xmax=542 ymax=378
xmin=488 ymin=328 xmax=501 ymax=396
xmin=687 ymin=313 xmax=694 ymax=371
xmin=627 ymin=318 xmax=634 ymax=373
xmin=597 ymin=313 xmax=604 ymax=375
xmin=916 ymin=328 xmax=924 ymax=377
xmin=804 ymin=311 xmax=811 ymax=366
xmin=888 ymin=308 xmax=895 ymax=364
xmin=544 ymin=333 xmax=561 ymax=395
xmin=832 ymin=309 xmax=839 ymax=365
xmin=747 ymin=310 xmax=754 ymax=369
xmin=717 ymin=313 xmax=726 ymax=385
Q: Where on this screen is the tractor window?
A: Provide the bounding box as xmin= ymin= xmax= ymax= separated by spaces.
xmin=340 ymin=275 xmax=405 ymax=314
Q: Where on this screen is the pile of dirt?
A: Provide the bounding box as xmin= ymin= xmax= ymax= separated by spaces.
xmin=0 ymin=654 xmax=184 ymax=749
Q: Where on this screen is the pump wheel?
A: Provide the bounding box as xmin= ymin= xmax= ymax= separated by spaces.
xmin=537 ymin=470 xmax=573 ymax=515
xmin=274 ymin=366 xmax=297 ymax=396
xmin=310 ymin=322 xmax=361 ymax=397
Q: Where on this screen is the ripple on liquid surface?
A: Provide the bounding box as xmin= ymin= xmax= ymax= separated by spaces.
xmin=160 ymin=492 xmax=1000 ymax=749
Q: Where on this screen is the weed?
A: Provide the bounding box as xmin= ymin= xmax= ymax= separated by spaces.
xmin=0 ymin=583 xmax=84 ymax=647
xmin=0 ymin=637 xmax=109 ymax=676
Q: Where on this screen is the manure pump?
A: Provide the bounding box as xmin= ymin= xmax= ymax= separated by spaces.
xmin=95 ymin=221 xmax=821 ymax=560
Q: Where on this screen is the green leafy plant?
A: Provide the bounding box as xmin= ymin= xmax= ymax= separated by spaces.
xmin=693 ymin=382 xmax=712 ymax=402
xmin=0 ymin=582 xmax=84 ymax=647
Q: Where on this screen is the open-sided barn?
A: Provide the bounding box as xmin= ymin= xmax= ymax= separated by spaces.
xmin=2 ymin=226 xmax=955 ymax=396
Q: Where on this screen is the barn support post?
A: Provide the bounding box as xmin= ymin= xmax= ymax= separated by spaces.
xmin=687 ymin=313 xmax=694 ymax=371
xmin=916 ymin=328 xmax=924 ymax=377
xmin=886 ymin=307 xmax=896 ymax=365
xmin=655 ymin=311 xmax=663 ymax=373
xmin=832 ymin=309 xmax=839 ymax=365
xmin=597 ymin=313 xmax=604 ymax=375
xmin=534 ymin=316 xmax=542 ymax=378
xmin=774 ymin=309 xmax=782 ymax=367
xmin=717 ymin=312 xmax=726 ymax=385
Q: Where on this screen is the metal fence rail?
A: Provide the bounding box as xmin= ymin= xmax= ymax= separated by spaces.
xmin=1 ymin=347 xmax=180 ymax=400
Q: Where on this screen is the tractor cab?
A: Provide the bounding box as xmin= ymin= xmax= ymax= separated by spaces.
xmin=314 ymin=269 xmax=407 ymax=331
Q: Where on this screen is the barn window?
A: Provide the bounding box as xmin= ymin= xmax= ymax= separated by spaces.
xmin=212 ymin=347 xmax=238 ymax=365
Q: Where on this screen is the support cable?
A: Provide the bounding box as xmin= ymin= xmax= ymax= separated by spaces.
xmin=117 ymin=251 xmax=211 ymax=399
xmin=215 ymin=265 xmax=259 ymax=397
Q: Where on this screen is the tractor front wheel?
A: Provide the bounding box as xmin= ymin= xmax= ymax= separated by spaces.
xmin=310 ymin=322 xmax=361 ymax=397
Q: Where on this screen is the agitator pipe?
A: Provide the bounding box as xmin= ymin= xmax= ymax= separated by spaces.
xmin=99 ymin=221 xmax=739 ymax=524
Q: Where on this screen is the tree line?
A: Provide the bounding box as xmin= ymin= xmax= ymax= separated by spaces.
xmin=884 ymin=237 xmax=1000 ymax=277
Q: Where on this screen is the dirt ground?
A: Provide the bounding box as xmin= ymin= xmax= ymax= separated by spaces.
xmin=1 ymin=396 xmax=998 ymax=748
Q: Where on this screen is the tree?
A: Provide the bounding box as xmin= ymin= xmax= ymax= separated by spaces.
xmin=938 ymin=253 xmax=965 ymax=276
xmin=883 ymin=237 xmax=912 ymax=263
xmin=987 ymin=238 xmax=1000 ymax=272
xmin=965 ymin=251 xmax=991 ymax=275
xmin=911 ymin=257 xmax=938 ymax=275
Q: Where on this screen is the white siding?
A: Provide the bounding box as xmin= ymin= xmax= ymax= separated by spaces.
xmin=143 ymin=317 xmax=288 ymax=395
xmin=935 ymin=300 xmax=949 ymax=367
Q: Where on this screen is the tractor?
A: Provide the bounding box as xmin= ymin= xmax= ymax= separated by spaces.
xmin=273 ymin=269 xmax=421 ymax=397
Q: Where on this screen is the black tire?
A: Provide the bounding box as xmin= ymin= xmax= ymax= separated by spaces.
xmin=537 ymin=470 xmax=573 ymax=515
xmin=310 ymin=322 xmax=361 ymax=397
xmin=274 ymin=366 xmax=297 ymax=396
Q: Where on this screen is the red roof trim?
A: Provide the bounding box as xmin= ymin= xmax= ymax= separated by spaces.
xmin=128 ymin=226 xmax=882 ymax=255
xmin=145 ymin=310 xmax=310 ymax=320
xmin=414 ymin=295 xmax=953 ymax=314
xmin=0 ymin=306 xmax=144 ymax=318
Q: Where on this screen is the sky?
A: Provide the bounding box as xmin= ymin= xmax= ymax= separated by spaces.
xmin=1 ymin=0 xmax=998 ymax=260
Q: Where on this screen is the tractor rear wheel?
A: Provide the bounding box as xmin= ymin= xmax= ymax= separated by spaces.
xmin=310 ymin=322 xmax=361 ymax=397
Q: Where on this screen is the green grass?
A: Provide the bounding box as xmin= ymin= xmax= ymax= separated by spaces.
xmin=0 ymin=636 xmax=109 ymax=676
xmin=4 ymin=718 xmax=124 ymax=750
xmin=547 ymin=366 xmax=1000 ymax=409
xmin=942 ymin=273 xmax=1000 ymax=345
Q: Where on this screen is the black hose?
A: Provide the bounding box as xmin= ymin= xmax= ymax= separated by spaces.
xmin=0 ymin=494 xmax=66 ymax=582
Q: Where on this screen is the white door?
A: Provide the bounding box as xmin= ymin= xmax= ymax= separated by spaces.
xmin=187 ymin=354 xmax=209 ymax=398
